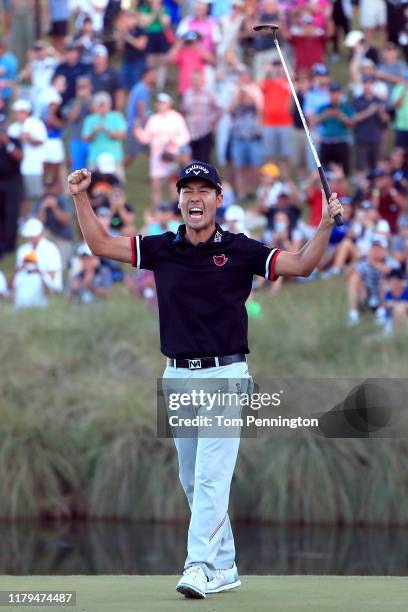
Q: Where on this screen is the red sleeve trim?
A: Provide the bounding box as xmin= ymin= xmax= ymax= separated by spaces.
xmin=130 ymin=236 xmax=136 ymax=267
xmin=269 ymin=249 xmax=282 ymax=282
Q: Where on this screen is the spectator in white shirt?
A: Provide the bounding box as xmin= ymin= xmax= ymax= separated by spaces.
xmin=13 ymin=250 xmax=48 ymax=309
xmin=16 ymin=218 xmax=63 ymax=293
xmin=8 ymin=99 xmax=47 ymax=215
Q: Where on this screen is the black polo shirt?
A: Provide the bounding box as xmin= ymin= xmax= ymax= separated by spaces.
xmin=130 ymin=224 xmax=281 ymax=359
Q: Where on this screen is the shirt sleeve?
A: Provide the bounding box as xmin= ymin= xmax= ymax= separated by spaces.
xmin=242 ymin=236 xmax=282 ymax=281
xmin=129 ymin=234 xmax=165 ymax=271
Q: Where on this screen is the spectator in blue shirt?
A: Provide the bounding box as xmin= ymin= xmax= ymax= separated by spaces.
xmin=0 ymin=38 xmax=18 ymax=111
xmin=383 ymin=269 xmax=408 ymax=335
xmin=316 ymin=82 xmax=354 ymax=175
xmin=125 ymin=67 xmax=155 ymax=164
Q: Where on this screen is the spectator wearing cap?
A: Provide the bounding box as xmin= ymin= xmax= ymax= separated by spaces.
xmin=8 ymin=99 xmax=47 ymax=214
xmin=383 ymin=268 xmax=408 ymax=334
xmin=316 ymin=82 xmax=354 ymax=175
xmin=134 ymin=92 xmax=191 ymax=208
xmin=16 ymin=218 xmax=63 ymax=293
xmin=391 ymin=73 xmax=408 ymax=154
xmin=53 ymin=41 xmax=90 ymax=107
xmin=0 ymin=38 xmax=18 ymax=113
xmin=288 ymin=13 xmax=327 ymax=73
xmin=181 ymin=69 xmax=219 ymax=164
xmin=347 ymin=233 xmax=394 ymax=325
xmin=319 ymin=197 xmax=354 ymax=274
xmin=68 ymin=241 xmax=113 ymax=304
xmin=64 ymin=76 xmax=92 ymax=171
xmin=0 ymin=113 xmax=23 ymax=259
xmin=176 ymin=0 xmax=221 ymax=58
xmin=139 ymin=0 xmax=172 ymax=91
xmin=12 ymin=250 xmax=49 ymax=309
xmin=260 ymin=59 xmax=293 ymax=176
xmin=263 ymin=183 xmax=303 ymax=240
xmin=255 ymin=162 xmax=284 ymax=215
xmin=33 ymin=190 xmax=73 ymax=266
xmin=289 ymin=0 xmax=331 ymax=30
xmin=352 ymin=75 xmax=389 ymax=176
xmin=82 ymin=91 xmax=127 ymax=182
xmin=72 ymin=16 xmax=100 ymax=65
xmin=41 ymin=91 xmax=66 ymax=193
xmin=47 ymin=0 xmax=69 ymax=53
xmin=116 ymin=10 xmax=148 ymax=92
xmin=90 ymin=44 xmax=124 ymax=111
xmin=304 ymin=64 xmax=331 ymax=152
xmin=126 ymin=67 xmax=155 ymax=165
xmin=359 ymin=0 xmax=387 ymax=47
xmin=222 ymin=203 xmax=248 ymax=236
xmin=167 ymin=31 xmax=215 ymax=97
xmin=345 ymin=30 xmax=380 ymax=70
xmin=370 ymin=168 xmax=407 ymax=234
xmin=19 ymin=41 xmax=59 ymax=117
xmin=108 ymin=185 xmax=135 ymax=237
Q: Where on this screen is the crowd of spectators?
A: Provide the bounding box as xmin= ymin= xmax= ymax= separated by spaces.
xmin=0 ymin=0 xmax=408 ymax=336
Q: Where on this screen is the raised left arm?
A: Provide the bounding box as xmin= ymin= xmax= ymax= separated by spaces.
xmin=274 ymin=192 xmax=343 ymax=278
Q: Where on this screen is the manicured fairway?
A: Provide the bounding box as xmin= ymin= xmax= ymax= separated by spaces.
xmin=0 ymin=576 xmax=407 ymax=611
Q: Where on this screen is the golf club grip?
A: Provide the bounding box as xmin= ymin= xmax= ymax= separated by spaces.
xmin=318 ymin=167 xmax=343 ymax=227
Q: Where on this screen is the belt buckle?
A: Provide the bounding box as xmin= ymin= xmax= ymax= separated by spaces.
xmin=188 ymin=358 xmax=202 ymax=370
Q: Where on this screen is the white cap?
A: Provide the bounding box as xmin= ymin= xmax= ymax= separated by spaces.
xmin=21 ymin=218 xmax=44 ymax=238
xmin=93 ymin=44 xmax=108 ymax=57
xmin=96 ymin=152 xmax=116 ymax=174
xmin=12 ymin=99 xmax=32 ymax=113
xmin=77 ymin=242 xmax=93 ymax=256
xmin=345 ymin=30 xmax=365 ymax=48
xmin=376 ymin=219 xmax=391 ymax=234
xmin=157 ymin=92 xmax=173 ymax=105
xmin=371 ymin=234 xmax=388 ymax=249
xmin=224 ymin=205 xmax=245 ymax=222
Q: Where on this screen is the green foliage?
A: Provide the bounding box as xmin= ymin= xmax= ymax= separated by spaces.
xmin=1 ymin=281 xmax=407 ymax=524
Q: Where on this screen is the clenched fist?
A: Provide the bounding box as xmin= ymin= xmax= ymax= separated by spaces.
xmin=67 ymin=168 xmax=92 ymax=195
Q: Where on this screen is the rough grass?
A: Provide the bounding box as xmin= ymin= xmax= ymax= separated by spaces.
xmin=1 ymin=280 xmax=407 ymax=523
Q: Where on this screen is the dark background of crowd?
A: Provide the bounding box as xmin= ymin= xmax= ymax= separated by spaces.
xmin=0 ymin=0 xmax=407 ymax=334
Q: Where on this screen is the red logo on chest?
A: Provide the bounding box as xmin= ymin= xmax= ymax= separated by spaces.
xmin=213 ymin=254 xmax=228 ymax=267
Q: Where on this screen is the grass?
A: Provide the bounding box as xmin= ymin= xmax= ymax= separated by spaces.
xmin=0 ymin=576 xmax=407 ymax=611
xmin=0 ymin=281 xmax=408 ymax=523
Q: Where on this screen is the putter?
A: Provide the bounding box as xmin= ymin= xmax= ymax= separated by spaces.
xmin=253 ymin=23 xmax=344 ymax=227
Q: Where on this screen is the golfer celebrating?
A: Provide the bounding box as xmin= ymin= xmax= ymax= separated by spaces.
xmin=68 ymin=162 xmax=343 ymax=599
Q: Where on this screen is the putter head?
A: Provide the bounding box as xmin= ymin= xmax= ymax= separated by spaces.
xmin=253 ymin=24 xmax=280 ymax=34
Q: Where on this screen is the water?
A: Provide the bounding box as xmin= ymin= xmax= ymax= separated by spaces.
xmin=1 ymin=522 xmax=407 ymax=576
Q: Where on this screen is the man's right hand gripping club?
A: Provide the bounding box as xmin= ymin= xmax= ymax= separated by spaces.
xmin=67 ymin=168 xmax=132 ymax=264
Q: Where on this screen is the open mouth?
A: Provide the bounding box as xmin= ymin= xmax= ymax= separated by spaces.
xmin=189 ymin=207 xmax=204 ymax=219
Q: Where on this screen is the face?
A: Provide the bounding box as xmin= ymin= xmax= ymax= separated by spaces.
xmin=330 ymin=91 xmax=342 ymax=105
xmin=95 ymin=100 xmax=110 ymax=115
xmin=28 ymin=234 xmax=42 ymax=247
xmin=66 ymin=49 xmax=80 ymax=64
xmin=195 ymin=1 xmax=209 ymax=19
xmin=15 ymin=110 xmax=29 ymax=123
xmin=370 ymin=244 xmax=386 ymax=262
xmin=179 ymin=180 xmax=223 ymax=230
xmin=77 ymin=79 xmax=91 ymax=96
xmin=93 ymin=54 xmax=107 ymax=71
xmin=389 ymin=278 xmax=404 ymax=294
xmin=156 ymin=100 xmax=170 ymax=113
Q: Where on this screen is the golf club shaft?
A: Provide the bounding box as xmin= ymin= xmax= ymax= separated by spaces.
xmin=273 ymin=38 xmax=344 ymax=227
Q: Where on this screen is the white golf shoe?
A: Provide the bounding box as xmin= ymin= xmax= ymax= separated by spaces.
xmin=176 ymin=565 xmax=208 ymax=599
xmin=206 ymin=563 xmax=241 ymax=594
